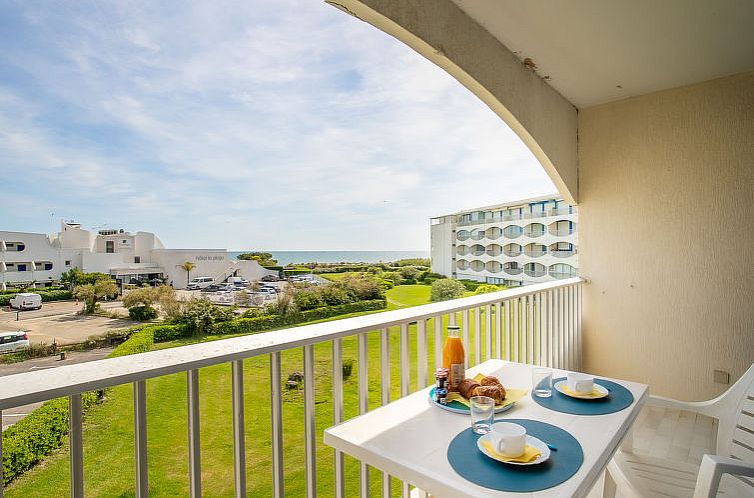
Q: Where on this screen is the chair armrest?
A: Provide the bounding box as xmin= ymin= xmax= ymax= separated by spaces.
xmin=647 ymin=395 xmax=717 ymax=417
xmin=693 ymin=454 xmax=754 ymax=498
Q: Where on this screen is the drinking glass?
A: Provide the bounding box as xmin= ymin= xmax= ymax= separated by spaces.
xmin=532 ymin=367 xmax=553 ymax=397
xmin=470 ymin=395 xmax=495 ymax=434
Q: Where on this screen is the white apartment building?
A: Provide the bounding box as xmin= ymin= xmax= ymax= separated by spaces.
xmin=0 ymin=221 xmax=275 ymax=290
xmin=431 ymin=196 xmax=578 ymax=286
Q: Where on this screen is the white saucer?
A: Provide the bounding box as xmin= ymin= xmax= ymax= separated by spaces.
xmin=477 ymin=433 xmax=551 ymax=466
xmin=554 ymin=380 xmax=609 ymax=399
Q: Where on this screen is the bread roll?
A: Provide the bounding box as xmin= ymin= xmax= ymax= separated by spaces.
xmin=458 ymin=379 xmax=480 ymax=398
xmin=472 ymin=385 xmax=506 ymax=404
xmin=480 ymin=375 xmax=502 ymax=387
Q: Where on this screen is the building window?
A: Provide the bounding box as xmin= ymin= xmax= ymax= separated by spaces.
xmin=65 ymin=260 xmax=71 ymax=266
xmin=44 ymin=263 xmax=53 ymax=270
xmin=17 ymin=264 xmax=26 ymax=271
xmin=106 ymin=241 xmax=114 ymax=253
xmin=134 ymin=256 xmax=141 ymax=263
xmin=17 ymin=243 xmax=25 ymax=251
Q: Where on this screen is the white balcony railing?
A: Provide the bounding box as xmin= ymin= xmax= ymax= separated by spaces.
xmin=0 ymin=278 xmax=583 ymax=498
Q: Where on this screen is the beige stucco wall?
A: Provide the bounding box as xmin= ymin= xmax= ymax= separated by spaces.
xmin=336 ymin=0 xmax=578 ymax=203
xmin=578 ymin=72 xmax=754 ymax=400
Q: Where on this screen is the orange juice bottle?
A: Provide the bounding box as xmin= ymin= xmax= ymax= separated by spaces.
xmin=442 ymin=325 xmax=465 ymax=391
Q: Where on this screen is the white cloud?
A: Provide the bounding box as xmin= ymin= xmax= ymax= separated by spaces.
xmin=0 ymin=0 xmax=555 ymax=249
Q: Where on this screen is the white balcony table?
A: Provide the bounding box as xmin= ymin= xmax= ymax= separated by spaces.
xmin=324 ymin=359 xmax=647 ymax=498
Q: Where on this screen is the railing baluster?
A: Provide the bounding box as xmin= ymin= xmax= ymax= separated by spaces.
xmin=402 ymin=482 xmax=410 ymax=498
xmin=558 ymin=287 xmax=565 ymax=368
xmin=504 ymin=300 xmax=511 ymax=361
xmin=303 ymin=345 xmax=316 ymax=498
xmin=187 ymin=370 xmax=201 ymax=498
xmin=576 ymin=284 xmax=584 ymax=371
xmin=484 ymin=304 xmax=492 ymax=361
xmin=358 ymin=333 xmax=369 ymax=498
xmin=231 ymin=360 xmax=246 ymax=498
xmin=400 ymin=324 xmax=410 ymax=396
xmin=461 ymin=310 xmax=470 ymax=369
xmin=549 ymin=290 xmax=556 ymax=368
xmin=538 ymin=292 xmax=547 ymax=366
xmin=512 ymin=298 xmax=519 ymax=363
xmin=134 ymin=380 xmax=148 ymax=498
xmin=494 ymin=303 xmax=502 ymax=359
xmin=473 ymin=307 xmax=481 ymax=367
xmin=270 ymin=352 xmax=284 ymax=498
xmin=433 ymin=317 xmax=442 ymax=369
xmin=567 ymin=286 xmax=574 ymax=369
xmin=416 ymin=319 xmax=427 ymax=389
xmin=69 ymin=393 xmax=84 ymax=498
xmin=572 ymin=285 xmax=578 ymax=370
xmin=528 ymin=294 xmax=535 ymax=365
xmin=379 ymin=329 xmax=392 ymax=498
xmin=332 ymin=339 xmax=345 ymax=498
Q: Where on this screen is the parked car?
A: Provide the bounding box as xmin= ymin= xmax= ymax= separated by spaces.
xmin=186 ymin=277 xmax=214 ymax=290
xmin=9 ymin=293 xmax=42 ymax=310
xmin=260 ymin=286 xmax=280 ymax=294
xmin=227 ymin=276 xmax=250 ymax=287
xmin=0 ymin=331 xmax=30 ymax=354
xmin=261 ymin=274 xmax=280 ymax=282
xmin=201 ymin=284 xmax=224 ymax=293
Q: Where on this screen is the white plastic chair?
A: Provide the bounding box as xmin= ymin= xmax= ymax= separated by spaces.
xmin=605 ymin=363 xmax=754 ymax=498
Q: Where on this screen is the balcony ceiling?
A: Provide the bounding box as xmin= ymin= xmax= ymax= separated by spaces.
xmin=451 ymin=0 xmax=754 ymax=108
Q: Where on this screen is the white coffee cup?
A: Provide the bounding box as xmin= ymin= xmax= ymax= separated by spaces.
xmin=488 ymin=422 xmax=526 ymax=457
xmin=567 ymin=372 xmax=594 ymax=394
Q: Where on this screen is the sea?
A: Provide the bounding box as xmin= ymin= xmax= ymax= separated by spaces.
xmin=227 ymin=250 xmax=429 ymax=267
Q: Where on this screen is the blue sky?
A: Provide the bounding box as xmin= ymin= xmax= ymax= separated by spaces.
xmin=0 ymin=0 xmax=555 ymax=250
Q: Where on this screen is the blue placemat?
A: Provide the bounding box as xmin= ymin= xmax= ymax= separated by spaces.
xmin=447 ymin=419 xmax=583 ymax=492
xmin=532 ymin=378 xmax=634 ymax=415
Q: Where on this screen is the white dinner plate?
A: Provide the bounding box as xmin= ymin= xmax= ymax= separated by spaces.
xmin=477 ymin=433 xmax=551 ymax=466
xmin=554 ymin=380 xmax=609 ymax=399
xmin=428 ymin=388 xmax=515 ymax=414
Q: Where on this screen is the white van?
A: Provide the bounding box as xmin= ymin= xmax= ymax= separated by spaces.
xmin=186 ymin=277 xmax=214 ymax=290
xmin=227 ymin=276 xmax=249 ymax=287
xmin=9 ymin=293 xmax=42 ymax=310
xmin=0 ymin=331 xmax=30 ymax=354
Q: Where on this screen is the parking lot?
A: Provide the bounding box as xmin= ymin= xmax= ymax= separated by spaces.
xmin=0 ymin=300 xmax=133 ymax=346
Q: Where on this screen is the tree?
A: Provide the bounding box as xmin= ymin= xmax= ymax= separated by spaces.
xmin=73 ymin=279 xmax=118 ymax=313
xmin=237 ymin=252 xmax=278 ymax=267
xmin=179 ymin=262 xmax=196 ymax=286
xmin=430 ymin=278 xmax=466 ymax=302
xmin=60 ymin=268 xmax=110 ymax=289
xmin=122 ymin=287 xmax=160 ymax=321
xmin=398 ymin=266 xmax=421 ymax=283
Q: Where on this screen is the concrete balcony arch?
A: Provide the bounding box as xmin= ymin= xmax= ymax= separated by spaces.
xmin=503 ymin=262 xmax=522 ymax=275
xmin=1 ymin=241 xmax=26 ymax=252
xmin=485 ymin=261 xmax=502 ymax=273
xmin=524 ymin=243 xmax=547 ymax=257
xmin=469 ymin=229 xmax=485 ymax=241
xmin=456 ymin=230 xmax=470 ymax=241
xmin=470 ymin=260 xmax=484 ymax=272
xmin=470 ymin=244 xmax=485 ymax=256
xmin=484 ymin=227 xmax=502 ymax=239
xmin=502 ymin=225 xmax=523 ymax=239
xmin=485 ymin=244 xmax=502 ymax=257
xmin=455 ymin=245 xmax=469 ymax=256
xmin=548 ymin=242 xmax=576 ymax=258
xmin=503 ymin=243 xmax=522 ymax=257
xmin=548 ymin=220 xmax=576 ymax=236
xmin=549 ymin=263 xmax=577 ymax=279
xmin=523 ymin=223 xmax=546 ymax=238
xmin=456 ymin=259 xmax=469 ymax=271
xmin=524 ymin=262 xmax=547 ymax=277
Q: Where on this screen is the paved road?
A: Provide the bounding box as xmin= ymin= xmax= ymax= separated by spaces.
xmin=0 ymin=300 xmax=133 ymax=345
xmin=0 ymin=347 xmax=114 ymax=430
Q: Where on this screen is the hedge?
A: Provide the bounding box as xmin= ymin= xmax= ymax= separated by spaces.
xmin=211 ymin=299 xmax=387 ymax=336
xmin=0 ymin=290 xmax=73 ymax=306
xmin=150 ymin=324 xmax=186 ymax=343
xmin=1 ymin=327 xmax=152 ymax=486
xmin=282 ymin=268 xmax=312 ymax=276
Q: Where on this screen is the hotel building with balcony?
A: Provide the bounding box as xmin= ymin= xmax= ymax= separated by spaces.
xmin=431 ymin=196 xmax=577 ymax=287
xmin=0 ymin=221 xmax=275 ymax=290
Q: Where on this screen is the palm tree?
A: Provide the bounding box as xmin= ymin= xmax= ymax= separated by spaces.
xmin=179 ymin=261 xmax=196 ymax=287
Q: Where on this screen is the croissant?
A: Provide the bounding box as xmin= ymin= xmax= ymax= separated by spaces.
xmin=480 ymin=375 xmax=502 ymax=387
xmin=458 ymin=379 xmax=480 ymax=398
xmin=472 ymin=385 xmax=506 ymax=404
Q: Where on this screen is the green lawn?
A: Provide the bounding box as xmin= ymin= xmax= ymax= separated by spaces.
xmin=5 ymin=284 xmax=509 ymax=497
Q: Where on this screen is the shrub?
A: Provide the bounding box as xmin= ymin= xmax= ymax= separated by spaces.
xmin=317 ymin=285 xmax=353 ymax=306
xmin=474 ymin=284 xmax=503 ymax=294
xmin=398 ymin=266 xmax=421 ymax=284
xmin=458 ymin=279 xmax=483 ymax=291
xmin=282 ymin=267 xmax=312 ymax=276
xmin=342 ymin=359 xmax=354 ymax=380
xmin=150 ymin=324 xmax=188 ymax=342
xmin=176 ymin=299 xmax=235 ymax=336
xmin=128 ymin=305 xmax=157 ymax=321
xmin=293 ymin=290 xmax=324 ymax=311
xmin=430 ymin=279 xmax=467 ymax=302
xmin=382 ymin=271 xmax=403 ymax=286
xmin=392 ymin=258 xmax=430 ymax=267
xmin=109 ymin=328 xmax=154 ymax=357
xmin=340 ymin=273 xmax=384 ymax=300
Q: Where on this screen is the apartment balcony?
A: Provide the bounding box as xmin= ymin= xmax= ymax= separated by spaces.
xmin=550 ymin=264 xmax=577 ymax=279
xmin=484 ymin=260 xmax=502 ymax=273
xmin=502 ymin=225 xmax=523 ymax=239
xmin=0 ymin=279 xmax=584 ymax=498
xmin=503 ymin=243 xmax=522 ymax=257
xmin=503 ymin=262 xmax=523 ymax=275
xmin=469 ymin=244 xmax=485 ymax=257
xmin=548 ymin=221 xmax=577 ymax=237
xmin=484 ymin=227 xmax=502 ymax=239
xmin=523 ymin=243 xmax=547 ymax=258
xmin=523 ymin=223 xmax=546 ymax=238
xmin=485 ymin=244 xmax=502 ymax=257
xmin=549 ymin=243 xmax=577 ymax=258
xmin=455 ymin=244 xmax=469 ymax=256
xmin=524 ymin=262 xmax=547 ymax=278
xmin=548 ymin=208 xmax=574 ymax=216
